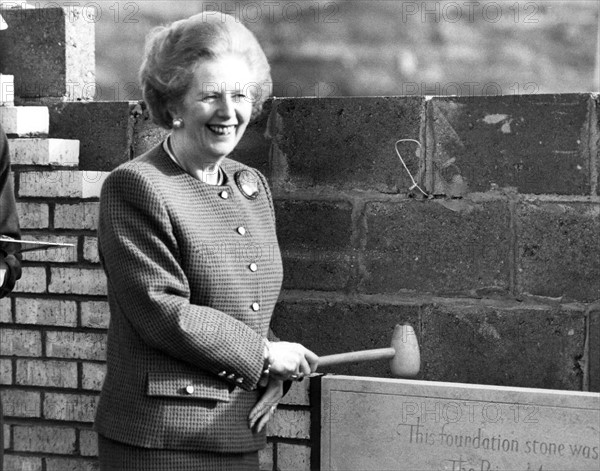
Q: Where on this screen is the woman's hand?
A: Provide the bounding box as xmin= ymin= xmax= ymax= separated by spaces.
xmin=267 ymin=341 xmax=319 ymax=381
xmin=248 ymin=378 xmax=284 ymax=433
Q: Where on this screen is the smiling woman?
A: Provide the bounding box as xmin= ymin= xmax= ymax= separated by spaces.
xmin=95 ymin=12 xmax=318 ymax=471
xmin=166 ymin=54 xmax=254 ymax=182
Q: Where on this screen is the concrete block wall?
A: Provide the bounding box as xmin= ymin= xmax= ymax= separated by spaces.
xmin=261 ymin=94 xmax=599 ymax=391
xmin=1 ymin=5 xmax=599 ymax=471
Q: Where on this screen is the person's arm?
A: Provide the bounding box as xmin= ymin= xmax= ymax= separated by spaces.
xmin=0 ymin=125 xmax=22 ymax=298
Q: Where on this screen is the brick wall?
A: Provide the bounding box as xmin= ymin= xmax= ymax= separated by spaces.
xmin=1 ymin=5 xmax=600 ymax=471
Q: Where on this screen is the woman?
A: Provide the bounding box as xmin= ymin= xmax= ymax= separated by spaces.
xmin=95 ymin=12 xmax=318 ymax=470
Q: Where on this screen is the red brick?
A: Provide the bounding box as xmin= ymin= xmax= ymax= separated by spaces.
xmin=0 ymin=328 xmax=42 ymax=356
xmin=9 ymin=138 xmax=79 ymax=166
xmin=43 ymin=393 xmax=98 ymax=422
xmin=1 ymin=389 xmax=40 ymax=418
xmin=48 ymin=267 xmax=107 ymax=296
xmin=428 ymin=94 xmax=593 ymax=195
xmin=49 ymin=101 xmax=134 ymax=171
xmin=15 ymin=298 xmax=77 ymax=326
xmin=271 ymin=97 xmax=424 ymax=192
xmin=45 ymin=458 xmax=99 ymax=471
xmin=267 ymin=408 xmax=310 ymax=439
xmin=277 ymin=442 xmax=311 ymax=471
xmin=517 ymin=202 xmax=600 ymax=301
xmin=54 ymin=203 xmax=99 ymax=230
xmin=19 ymin=171 xmax=79 ymax=197
xmin=18 ymin=171 xmax=107 ymax=199
xmin=45 ymin=331 xmax=106 ymax=361
xmin=420 ymin=302 xmax=586 ymax=390
xmin=13 ymin=425 xmax=76 ymax=454
xmin=3 ymin=455 xmax=43 ymax=471
xmin=0 ymin=359 xmax=12 ymax=385
xmin=12 ymin=267 xmax=46 ymax=294
xmin=362 ymin=199 xmax=510 ymax=295
xmin=16 ymin=203 xmax=49 ymax=229
xmin=80 ymin=301 xmax=110 ymax=329
xmin=79 ymin=429 xmax=98 ymax=457
xmin=0 ymin=297 xmax=11 ymax=322
xmin=16 ymin=359 xmax=78 ymax=388
xmin=81 ymin=362 xmax=106 ymax=391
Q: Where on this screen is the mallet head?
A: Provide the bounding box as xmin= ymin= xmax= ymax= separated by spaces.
xmin=389 ymin=324 xmax=420 ymax=378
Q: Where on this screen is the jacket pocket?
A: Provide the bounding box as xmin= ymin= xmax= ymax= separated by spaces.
xmin=146 ymin=371 xmax=230 ymax=402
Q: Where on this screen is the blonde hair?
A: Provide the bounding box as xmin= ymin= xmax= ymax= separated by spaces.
xmin=139 ymin=12 xmax=272 ymax=128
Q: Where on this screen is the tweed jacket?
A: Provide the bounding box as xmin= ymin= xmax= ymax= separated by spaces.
xmin=95 ymin=143 xmax=283 ymax=453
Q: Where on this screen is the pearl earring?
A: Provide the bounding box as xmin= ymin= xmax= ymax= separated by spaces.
xmin=172 ymin=118 xmax=184 ymax=129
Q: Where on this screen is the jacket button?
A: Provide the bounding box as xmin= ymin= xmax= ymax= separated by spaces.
xmin=185 ymin=385 xmax=195 ymax=395
xmin=235 ymin=377 xmax=244 ymax=384
xmin=249 ymin=263 xmax=257 ymax=272
xmin=251 ymin=302 xmax=260 ymax=311
xmin=220 ymin=190 xmax=229 ymax=199
xmin=237 ymin=226 xmax=246 ymax=236
xmin=218 ymin=371 xmax=227 ymax=377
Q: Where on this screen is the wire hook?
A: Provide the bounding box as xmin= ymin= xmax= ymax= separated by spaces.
xmin=395 ymin=139 xmax=429 ymax=197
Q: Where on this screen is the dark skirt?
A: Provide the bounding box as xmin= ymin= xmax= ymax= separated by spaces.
xmin=98 ymin=435 xmax=259 ymax=471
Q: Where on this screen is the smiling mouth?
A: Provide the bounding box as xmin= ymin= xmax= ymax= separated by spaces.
xmin=207 ymin=124 xmax=236 ymax=136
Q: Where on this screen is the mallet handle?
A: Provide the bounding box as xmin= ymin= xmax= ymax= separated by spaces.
xmin=318 ymin=347 xmax=396 ymax=368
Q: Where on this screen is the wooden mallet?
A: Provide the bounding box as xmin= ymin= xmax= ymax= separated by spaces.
xmin=316 ymin=324 xmax=420 ymax=378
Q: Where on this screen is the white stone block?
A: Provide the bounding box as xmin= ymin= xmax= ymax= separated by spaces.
xmin=18 ymin=170 xmax=109 ymax=198
xmin=0 ymin=106 xmax=49 ymax=136
xmin=9 ymin=138 xmax=79 ymax=166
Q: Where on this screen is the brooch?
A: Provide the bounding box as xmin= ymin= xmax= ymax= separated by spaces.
xmin=235 ymin=170 xmax=260 ymax=200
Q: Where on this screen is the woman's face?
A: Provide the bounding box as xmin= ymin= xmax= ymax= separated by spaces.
xmin=172 ymin=54 xmax=255 ymax=165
